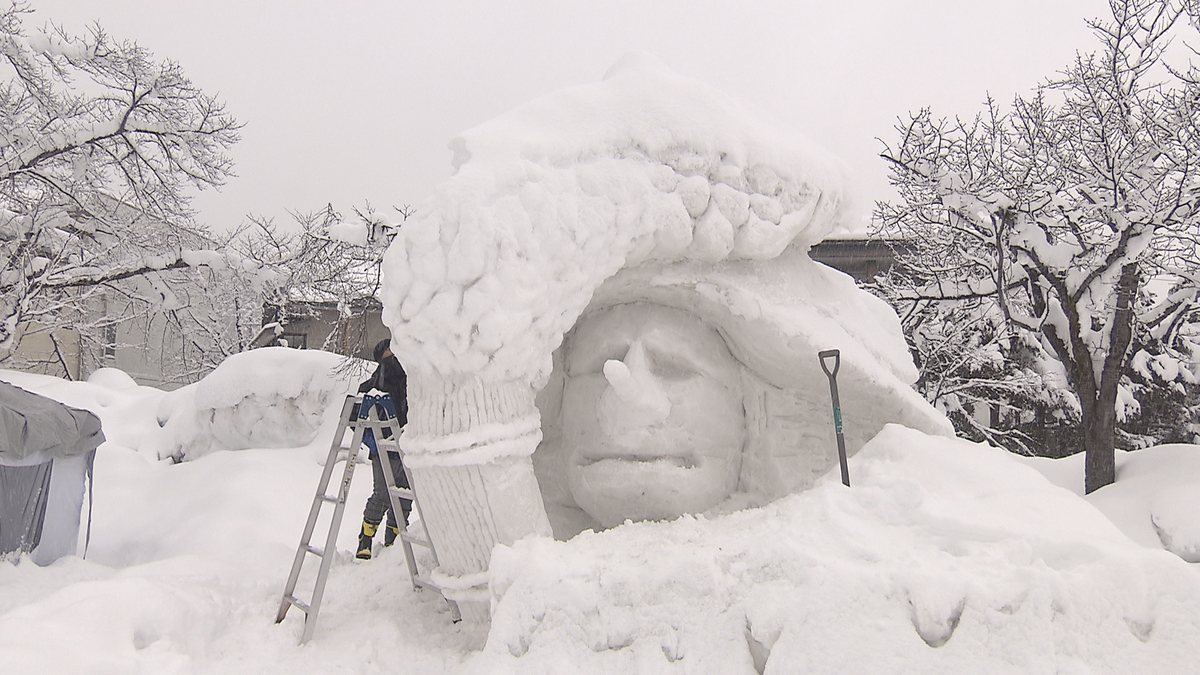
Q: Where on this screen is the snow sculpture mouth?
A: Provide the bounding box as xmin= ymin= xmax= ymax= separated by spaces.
xmin=578 ymin=454 xmax=699 ymax=469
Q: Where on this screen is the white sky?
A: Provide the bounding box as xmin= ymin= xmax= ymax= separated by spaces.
xmin=31 ymin=0 xmax=1102 ymax=231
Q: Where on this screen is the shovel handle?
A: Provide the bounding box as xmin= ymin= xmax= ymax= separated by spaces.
xmin=818 ymin=349 xmax=840 ymax=379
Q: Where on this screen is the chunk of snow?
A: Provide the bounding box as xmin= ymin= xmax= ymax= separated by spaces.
xmin=327 ymin=221 xmax=369 ymax=246
xmin=180 ymin=249 xmax=226 ymax=269
xmin=147 ymin=348 xmax=360 ymax=461
xmin=1150 ymin=484 xmax=1200 ymax=562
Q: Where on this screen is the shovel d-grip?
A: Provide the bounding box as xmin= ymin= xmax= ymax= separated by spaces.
xmin=818 ymin=349 xmax=850 ymax=487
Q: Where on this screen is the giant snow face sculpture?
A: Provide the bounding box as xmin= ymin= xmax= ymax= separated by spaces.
xmin=560 ymin=303 xmax=745 ymax=528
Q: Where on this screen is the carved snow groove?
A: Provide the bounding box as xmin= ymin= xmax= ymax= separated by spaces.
xmin=743 ymin=616 xmax=778 ymax=675
xmin=909 ymin=595 xmax=966 ymax=648
xmin=744 ymin=626 xmax=771 ymax=675
xmin=1151 ymin=511 xmax=1200 ymax=563
xmin=1125 ymin=617 xmax=1155 ymax=643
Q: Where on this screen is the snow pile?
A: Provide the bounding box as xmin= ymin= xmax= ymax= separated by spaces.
xmin=1022 ymin=445 xmax=1200 ymax=563
xmin=2 ymin=361 xmax=1200 ymax=673
xmin=149 ymin=347 xmax=360 ymax=462
xmin=1 ymin=368 xmax=168 ymax=457
xmin=472 ymin=426 xmax=1200 ymax=674
xmin=380 ymin=53 xmax=856 ymax=387
xmin=1151 ymin=486 xmax=1200 ymax=562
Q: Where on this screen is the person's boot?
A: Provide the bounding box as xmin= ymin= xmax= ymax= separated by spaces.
xmin=384 ymin=525 xmax=401 ymax=547
xmin=357 ymin=521 xmax=378 ymax=560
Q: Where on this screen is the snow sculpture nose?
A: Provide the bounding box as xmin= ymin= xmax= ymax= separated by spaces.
xmin=601 ymin=340 xmax=672 ymax=434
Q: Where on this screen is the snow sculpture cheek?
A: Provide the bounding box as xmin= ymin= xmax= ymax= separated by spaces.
xmin=560 ymin=304 xmax=746 ymax=528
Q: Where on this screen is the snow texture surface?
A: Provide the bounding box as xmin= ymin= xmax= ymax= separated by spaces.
xmin=2 ymin=364 xmax=1199 ymax=673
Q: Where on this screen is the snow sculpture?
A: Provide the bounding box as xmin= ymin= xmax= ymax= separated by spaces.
xmin=379 ymin=53 xmax=952 ymax=621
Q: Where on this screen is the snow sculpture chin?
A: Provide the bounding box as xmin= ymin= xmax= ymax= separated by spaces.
xmin=378 ymin=52 xmax=954 ymax=623
xmin=562 ymin=304 xmax=745 ymax=527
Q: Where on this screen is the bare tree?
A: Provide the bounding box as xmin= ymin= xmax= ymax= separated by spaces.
xmin=0 ymin=3 xmax=240 ymax=371
xmin=876 ymin=0 xmax=1200 ymax=492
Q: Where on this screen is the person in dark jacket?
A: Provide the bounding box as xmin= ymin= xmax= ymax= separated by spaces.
xmin=356 ymin=338 xmax=411 ymax=560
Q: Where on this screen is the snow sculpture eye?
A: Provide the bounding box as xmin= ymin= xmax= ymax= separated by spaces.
xmin=558 ymin=302 xmax=746 ymax=528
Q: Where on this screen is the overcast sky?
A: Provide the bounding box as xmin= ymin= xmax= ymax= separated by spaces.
xmin=31 ymin=0 xmax=1103 ymax=231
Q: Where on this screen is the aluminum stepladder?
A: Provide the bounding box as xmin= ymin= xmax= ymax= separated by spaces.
xmin=275 ymin=393 xmax=458 ymax=644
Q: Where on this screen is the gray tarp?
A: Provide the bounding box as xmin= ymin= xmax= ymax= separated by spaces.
xmin=1 ymin=381 xmax=104 ymax=560
xmin=0 ymin=381 xmax=105 ymax=463
xmin=0 ymin=463 xmax=52 ymax=554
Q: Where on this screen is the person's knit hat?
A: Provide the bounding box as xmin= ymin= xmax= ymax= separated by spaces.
xmin=372 ymin=338 xmax=391 ymax=363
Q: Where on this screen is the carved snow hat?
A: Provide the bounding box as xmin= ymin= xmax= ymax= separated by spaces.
xmin=379 ymin=54 xmax=951 ymax=494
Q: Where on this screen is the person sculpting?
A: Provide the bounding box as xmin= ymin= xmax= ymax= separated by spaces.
xmin=356 ymin=338 xmax=411 ymax=560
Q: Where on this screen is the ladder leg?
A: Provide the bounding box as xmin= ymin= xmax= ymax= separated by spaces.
xmin=405 ymin=464 xmax=461 ymax=622
xmin=276 ymin=394 xmax=366 ymax=642
xmin=377 ymin=427 xmax=419 ymax=582
xmin=302 ymin=448 xmax=359 ymax=643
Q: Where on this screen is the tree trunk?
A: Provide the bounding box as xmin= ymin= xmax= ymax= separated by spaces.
xmin=1081 ymin=393 xmax=1117 ymax=494
xmin=1082 ymin=262 xmax=1140 ymax=494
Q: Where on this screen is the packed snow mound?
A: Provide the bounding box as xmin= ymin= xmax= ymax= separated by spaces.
xmin=86 ymin=367 xmax=140 ymax=391
xmin=470 ymin=425 xmax=1200 ymax=674
xmin=1 ymin=368 xmax=166 ymax=456
xmin=381 ymin=54 xmax=856 ymax=386
xmin=1151 ymin=485 xmax=1200 ymax=562
xmin=148 ymin=348 xmax=359 ymax=462
xmin=1019 ymin=444 xmax=1200 ymax=564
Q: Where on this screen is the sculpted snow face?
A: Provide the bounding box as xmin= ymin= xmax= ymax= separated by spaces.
xmin=561 ymin=303 xmax=745 ymax=527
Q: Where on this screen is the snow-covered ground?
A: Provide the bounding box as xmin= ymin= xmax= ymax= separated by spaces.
xmin=2 ymin=355 xmax=1199 ymax=674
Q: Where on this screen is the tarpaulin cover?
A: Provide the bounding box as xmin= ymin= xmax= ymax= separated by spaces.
xmin=0 ymin=381 xmax=104 ymax=463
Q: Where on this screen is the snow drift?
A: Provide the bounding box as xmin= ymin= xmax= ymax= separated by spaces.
xmin=148 ymin=348 xmax=359 ymax=462
xmin=470 ymin=426 xmax=1200 ymax=674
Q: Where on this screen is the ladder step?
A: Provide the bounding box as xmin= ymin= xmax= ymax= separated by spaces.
xmin=412 ymin=575 xmax=445 ymax=592
xmin=401 ymin=531 xmax=432 ymax=548
xmin=304 ymin=544 xmax=325 ymax=557
xmin=283 ymin=594 xmax=311 ymax=615
xmin=317 ymin=494 xmax=341 ymax=504
xmin=388 ymin=486 xmax=414 ymax=500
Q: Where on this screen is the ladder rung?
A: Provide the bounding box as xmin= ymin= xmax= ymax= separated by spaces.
xmin=412 ymin=576 xmax=444 ymax=592
xmin=388 ymin=486 xmax=414 ymax=500
xmin=317 ymin=494 xmax=340 ymax=504
xmin=304 ymin=544 xmax=325 ymax=557
xmin=401 ymin=531 xmax=432 ymax=548
xmin=284 ymin=595 xmax=311 ymax=615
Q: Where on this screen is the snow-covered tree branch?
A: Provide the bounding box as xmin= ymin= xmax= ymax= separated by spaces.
xmin=237 ymin=203 xmax=410 ymax=358
xmin=875 ymin=0 xmax=1200 ymax=492
xmin=0 ymin=2 xmax=240 ymax=368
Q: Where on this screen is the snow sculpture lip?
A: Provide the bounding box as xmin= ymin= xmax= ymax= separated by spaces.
xmin=576 ymin=453 xmax=699 ymax=469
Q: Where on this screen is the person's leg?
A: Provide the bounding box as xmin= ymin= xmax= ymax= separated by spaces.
xmin=358 ymin=428 xmax=389 ymax=560
xmin=382 ymin=451 xmax=412 ymax=546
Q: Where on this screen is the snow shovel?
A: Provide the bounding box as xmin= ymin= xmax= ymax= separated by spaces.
xmin=818 ymin=349 xmax=851 ymax=487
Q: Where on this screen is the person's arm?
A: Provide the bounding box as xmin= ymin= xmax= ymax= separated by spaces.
xmin=358 ymin=365 xmax=381 ymax=393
